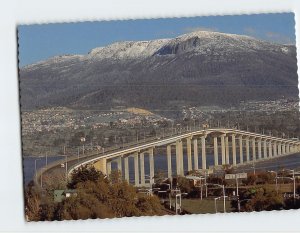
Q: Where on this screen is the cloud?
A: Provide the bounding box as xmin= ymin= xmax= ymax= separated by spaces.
xmin=183 ymin=26 xmax=219 ymax=33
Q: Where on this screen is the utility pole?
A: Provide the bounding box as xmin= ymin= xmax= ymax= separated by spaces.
xmin=252 ymin=162 xmax=256 ymax=175
xmin=223 ymin=185 xmax=226 ymax=213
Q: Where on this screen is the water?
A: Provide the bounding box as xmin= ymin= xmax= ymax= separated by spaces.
xmin=111 ymin=151 xmax=242 ymax=183
xmin=22 ymin=152 xmax=300 ymax=186
xmin=111 ymin=152 xmax=300 ymax=183
xmin=22 ymin=155 xmax=65 ymax=185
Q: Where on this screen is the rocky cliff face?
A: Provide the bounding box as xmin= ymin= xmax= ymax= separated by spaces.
xmin=19 ymin=31 xmax=298 ymax=111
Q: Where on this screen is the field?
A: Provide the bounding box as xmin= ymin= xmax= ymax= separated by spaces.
xmin=180 ymin=198 xmax=234 ymax=214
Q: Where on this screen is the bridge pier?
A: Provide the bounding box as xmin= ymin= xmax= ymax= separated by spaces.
xmin=134 ymin=152 xmax=139 ymax=186
xmin=278 ymin=142 xmax=282 ymax=156
xmin=258 ymin=139 xmax=262 ymax=160
xmin=252 ymin=137 xmax=256 ymax=161
xmin=187 ymin=138 xmax=192 ymax=171
xmin=221 ymin=135 xmax=226 ymax=165
xmin=176 ymin=140 xmax=181 ymax=175
xmin=149 ymin=148 xmax=155 ymax=185
xmin=263 ymin=139 xmax=267 ymax=159
xmin=124 ymin=156 xmax=129 ymax=182
xmin=117 ymin=157 xmax=122 ymax=174
xmin=225 ymin=136 xmax=229 ymax=164
xmin=140 ymin=152 xmax=145 ymax=186
xmin=176 ymin=140 xmax=184 ymax=176
xmin=201 ymin=136 xmax=207 ymax=170
xmin=282 ymin=143 xmax=286 ymax=155
xmin=245 ymin=137 xmax=250 ymax=162
xmin=167 ymin=145 xmax=172 ymax=179
xmin=213 ymin=136 xmax=219 ymax=166
xmin=269 ymin=140 xmax=273 ymax=158
xmin=273 ymin=142 xmax=277 ymax=157
xmin=239 ymin=136 xmax=243 ymax=164
xmin=232 ymin=134 xmax=236 ymax=166
xmin=106 ymin=160 xmax=111 ymax=176
xmin=193 ymin=138 xmax=199 ymax=170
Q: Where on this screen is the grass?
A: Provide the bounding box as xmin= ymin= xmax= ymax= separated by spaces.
xmin=180 ymin=198 xmax=234 ymax=214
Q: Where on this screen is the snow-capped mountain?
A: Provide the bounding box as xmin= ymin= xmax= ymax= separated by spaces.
xmin=20 ymin=30 xmax=298 ymax=111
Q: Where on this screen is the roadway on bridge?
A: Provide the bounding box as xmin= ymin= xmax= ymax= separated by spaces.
xmin=235 ymin=152 xmax=300 ymax=173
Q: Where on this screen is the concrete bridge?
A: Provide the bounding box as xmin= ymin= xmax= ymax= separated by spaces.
xmin=68 ymin=128 xmax=300 ymax=187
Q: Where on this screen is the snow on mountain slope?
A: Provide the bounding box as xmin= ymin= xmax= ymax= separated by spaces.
xmin=22 ymin=30 xmax=292 ymax=69
xmin=87 ymin=39 xmax=170 ymax=60
xmin=154 ymin=31 xmax=289 ymax=56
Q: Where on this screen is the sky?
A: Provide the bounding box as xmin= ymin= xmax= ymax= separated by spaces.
xmin=18 ymin=13 xmax=296 ymax=67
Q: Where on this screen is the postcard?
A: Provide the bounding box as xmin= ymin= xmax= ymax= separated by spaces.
xmin=18 ymin=13 xmax=300 ymax=221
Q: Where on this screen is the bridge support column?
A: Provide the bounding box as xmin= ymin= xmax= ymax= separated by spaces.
xmin=193 ymin=139 xmax=198 ymax=170
xmin=282 ymin=143 xmax=286 ymax=155
xmin=134 ymin=152 xmax=139 ymax=186
xmin=286 ymin=143 xmax=290 ymax=154
xmin=94 ymin=158 xmax=108 ymax=175
xmin=246 ymin=137 xmax=250 ymax=162
xmin=263 ymin=140 xmax=267 ymax=159
xmin=221 ymin=135 xmax=226 ymax=165
xmin=225 ymin=136 xmax=230 ymax=164
xmin=288 ymin=143 xmax=291 ymax=153
xmin=292 ymin=145 xmax=296 ymax=153
xmin=117 ymin=157 xmax=122 ymax=174
xmin=149 ymin=148 xmax=155 ymax=185
xmin=252 ymin=138 xmax=256 ymax=161
xmin=239 ymin=136 xmax=243 ymax=164
xmin=201 ymin=136 xmax=207 ymax=170
xmin=278 ymin=142 xmax=282 ymax=156
xmin=232 ymin=134 xmax=236 ymax=166
xmin=124 ymin=157 xmax=129 ymax=182
xmin=167 ymin=145 xmax=172 ymax=179
xmin=213 ymin=136 xmax=218 ymax=166
xmin=106 ymin=161 xmax=111 ymax=176
xmin=187 ymin=138 xmax=192 ymax=171
xmin=273 ymin=142 xmax=277 ymax=157
xmin=257 ymin=139 xmax=262 ymax=160
xmin=269 ymin=141 xmax=273 ymax=158
xmin=176 ymin=140 xmax=181 ymax=176
xmin=140 ymin=153 xmax=145 ymax=186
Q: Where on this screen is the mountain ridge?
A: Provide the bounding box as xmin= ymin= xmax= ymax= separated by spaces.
xmin=19 ymin=30 xmax=299 ymax=113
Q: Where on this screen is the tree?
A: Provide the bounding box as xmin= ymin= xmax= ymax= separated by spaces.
xmin=25 ymin=165 xmax=167 ymax=221
xmin=68 ymin=165 xmax=103 ymax=189
xmin=237 ymin=186 xmax=284 ymax=212
xmin=24 ymin=182 xmax=41 ymax=221
xmin=176 ymin=177 xmax=193 ymax=194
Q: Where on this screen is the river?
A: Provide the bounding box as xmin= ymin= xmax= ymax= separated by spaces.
xmin=22 ymin=152 xmax=300 ymax=185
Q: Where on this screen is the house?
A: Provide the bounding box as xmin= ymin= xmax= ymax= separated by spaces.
xmin=54 ymin=189 xmax=77 ymax=203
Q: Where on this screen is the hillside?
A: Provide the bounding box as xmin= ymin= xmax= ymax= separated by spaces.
xmin=19 ymin=31 xmax=299 ymax=113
